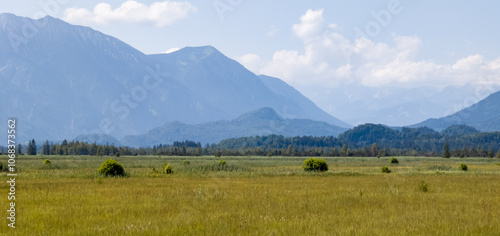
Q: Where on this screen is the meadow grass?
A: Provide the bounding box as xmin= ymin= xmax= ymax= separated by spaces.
xmin=1 ymin=155 xmax=500 ymax=235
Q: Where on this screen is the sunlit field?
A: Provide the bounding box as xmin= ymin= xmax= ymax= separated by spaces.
xmin=1 ymin=155 xmax=500 ymax=235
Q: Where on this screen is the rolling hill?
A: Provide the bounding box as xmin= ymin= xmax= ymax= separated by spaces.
xmin=120 ymin=107 xmax=347 ymax=147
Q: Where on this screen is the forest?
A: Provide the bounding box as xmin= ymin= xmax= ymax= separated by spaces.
xmin=2 ymin=124 xmax=500 ymax=158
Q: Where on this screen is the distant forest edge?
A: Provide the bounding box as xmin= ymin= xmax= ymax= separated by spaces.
xmin=2 ymin=124 xmax=500 ymax=158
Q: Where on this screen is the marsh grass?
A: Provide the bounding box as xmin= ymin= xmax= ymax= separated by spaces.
xmin=1 ymin=155 xmax=499 ymax=235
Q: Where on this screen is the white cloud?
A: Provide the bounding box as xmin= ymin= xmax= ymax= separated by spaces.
xmin=240 ymin=9 xmax=500 ymax=89
xmin=237 ymin=54 xmax=264 ymax=73
xmin=292 ymin=9 xmax=325 ymax=39
xmin=452 ymin=54 xmax=483 ymax=71
xmin=63 ymin=1 xmax=197 ymax=27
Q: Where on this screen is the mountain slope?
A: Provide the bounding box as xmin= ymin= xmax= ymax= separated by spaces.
xmin=412 ymin=91 xmax=500 ymax=131
xmin=120 ymin=107 xmax=347 ymax=147
xmin=0 ymin=13 xmax=349 ymax=143
xmin=257 ymin=75 xmax=350 ymax=127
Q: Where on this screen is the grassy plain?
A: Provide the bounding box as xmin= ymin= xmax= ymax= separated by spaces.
xmin=1 ymin=155 xmax=500 ymax=235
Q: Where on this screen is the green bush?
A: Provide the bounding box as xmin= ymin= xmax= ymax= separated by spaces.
xmin=419 ymin=181 xmax=428 ymax=192
xmin=215 ymin=151 xmax=221 ymax=158
xmin=459 ymin=163 xmax=468 ymax=171
xmin=183 ymin=160 xmax=190 ymax=165
xmin=302 ymin=158 xmax=328 ymax=172
xmin=98 ymin=159 xmax=125 ymax=177
xmin=381 ymin=166 xmax=391 ymax=173
xmin=164 ymin=163 xmax=173 ymax=174
xmin=390 ymin=157 xmax=399 ymax=164
xmin=43 ymin=159 xmax=51 ymax=165
xmin=218 ymin=160 xmax=227 ymax=167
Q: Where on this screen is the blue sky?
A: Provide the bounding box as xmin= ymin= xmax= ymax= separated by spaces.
xmin=2 ymin=0 xmax=500 ymax=125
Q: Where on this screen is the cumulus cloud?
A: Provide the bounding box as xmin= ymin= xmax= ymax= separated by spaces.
xmin=63 ymin=1 xmax=197 ymax=27
xmin=239 ymin=9 xmax=500 ymax=89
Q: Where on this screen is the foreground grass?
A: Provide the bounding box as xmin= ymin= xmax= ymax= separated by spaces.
xmin=1 ymin=156 xmax=500 ymax=235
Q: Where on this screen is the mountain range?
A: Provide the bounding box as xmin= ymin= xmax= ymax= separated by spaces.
xmin=2 ymin=13 xmax=500 ymax=147
xmin=412 ymin=91 xmax=500 ymax=132
xmin=0 ymin=13 xmax=350 ymax=145
xmin=120 ymin=107 xmax=347 ymax=147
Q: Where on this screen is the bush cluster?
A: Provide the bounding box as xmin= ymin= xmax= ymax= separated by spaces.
xmin=302 ymin=158 xmax=328 ymax=172
xmin=459 ymin=163 xmax=468 ymax=171
xmin=164 ymin=163 xmax=173 ymax=174
xmin=98 ymin=159 xmax=125 ymax=177
xmin=381 ymin=166 xmax=391 ymax=173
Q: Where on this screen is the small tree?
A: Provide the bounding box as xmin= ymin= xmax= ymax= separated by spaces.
xmin=442 ymin=142 xmax=451 ymax=158
xmin=390 ymin=157 xmax=399 ymax=164
xmin=487 ymin=147 xmax=494 ymax=158
xmin=302 ymin=158 xmax=328 ymax=172
xmin=17 ymin=144 xmax=22 ymax=155
xmin=381 ymin=166 xmax=391 ymax=173
xmin=460 ymin=145 xmax=468 ymax=158
xmin=98 ymin=159 xmax=125 ymax=177
xmin=371 ymin=143 xmax=379 ymax=157
xmin=27 ymin=139 xmax=37 ymax=155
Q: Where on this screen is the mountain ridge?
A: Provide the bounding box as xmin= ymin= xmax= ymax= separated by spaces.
xmin=0 ymin=13 xmax=349 ymax=144
xmin=412 ymin=91 xmax=500 ymax=132
xmin=120 ymin=107 xmax=347 ymax=147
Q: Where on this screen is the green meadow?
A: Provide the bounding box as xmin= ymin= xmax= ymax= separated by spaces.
xmin=1 ymin=155 xmax=500 ymax=235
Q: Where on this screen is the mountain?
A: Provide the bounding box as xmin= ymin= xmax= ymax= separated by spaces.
xmin=0 ymin=13 xmax=349 ymax=144
xmin=313 ymin=83 xmax=500 ymax=127
xmin=120 ymin=107 xmax=347 ymax=147
xmin=412 ymin=91 xmax=500 ymax=132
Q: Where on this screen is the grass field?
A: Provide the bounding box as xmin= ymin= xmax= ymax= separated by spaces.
xmin=1 ymin=155 xmax=500 ymax=235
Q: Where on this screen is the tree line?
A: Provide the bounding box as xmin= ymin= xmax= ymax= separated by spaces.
xmin=1 ymin=124 xmax=500 ymax=158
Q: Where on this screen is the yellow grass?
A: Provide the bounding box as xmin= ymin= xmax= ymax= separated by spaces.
xmin=1 ymin=156 xmax=500 ymax=235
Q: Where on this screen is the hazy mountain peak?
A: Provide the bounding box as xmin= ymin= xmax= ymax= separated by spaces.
xmin=171 ymin=45 xmax=222 ymax=62
xmin=236 ymin=107 xmax=284 ymax=122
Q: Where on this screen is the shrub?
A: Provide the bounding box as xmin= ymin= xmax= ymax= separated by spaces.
xmin=148 ymin=168 xmax=161 ymax=177
xmin=419 ymin=181 xmax=428 ymax=192
xmin=302 ymin=158 xmax=328 ymax=172
xmin=115 ymin=152 xmax=120 ymax=157
xmin=98 ymin=159 xmax=125 ymax=177
xmin=0 ymin=162 xmax=3 ymax=171
xmin=164 ymin=163 xmax=173 ymax=174
xmin=215 ymin=151 xmax=221 ymax=158
xmin=183 ymin=160 xmax=190 ymax=165
xmin=390 ymin=157 xmax=399 ymax=164
xmin=381 ymin=166 xmax=391 ymax=173
xmin=218 ymin=160 xmax=227 ymax=167
xmin=459 ymin=163 xmax=468 ymax=171
xmin=43 ymin=159 xmax=51 ymax=165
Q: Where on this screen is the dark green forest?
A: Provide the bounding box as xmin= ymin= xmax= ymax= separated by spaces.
xmin=2 ymin=124 xmax=500 ymax=158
